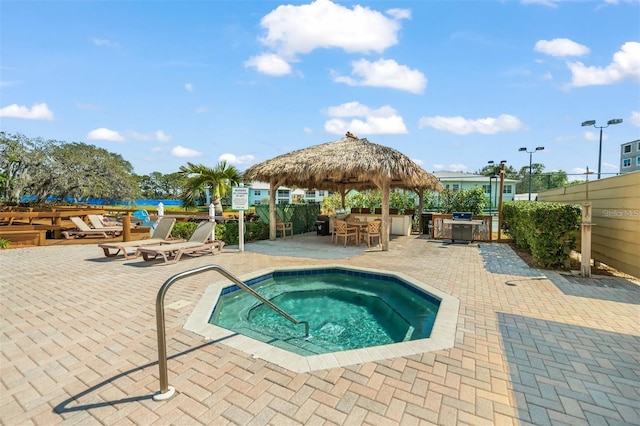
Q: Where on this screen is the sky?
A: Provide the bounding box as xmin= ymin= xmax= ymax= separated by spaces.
xmin=1 ymin=0 xmax=639 ymax=182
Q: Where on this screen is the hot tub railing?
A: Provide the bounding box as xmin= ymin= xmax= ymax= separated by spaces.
xmin=153 ymin=264 xmax=309 ymax=401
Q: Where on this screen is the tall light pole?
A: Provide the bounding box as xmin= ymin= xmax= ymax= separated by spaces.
xmin=581 ymin=118 xmax=623 ymax=179
xmin=519 ymin=147 xmax=544 ymax=201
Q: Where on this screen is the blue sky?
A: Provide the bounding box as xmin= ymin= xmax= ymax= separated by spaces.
xmin=1 ymin=0 xmax=639 ymax=181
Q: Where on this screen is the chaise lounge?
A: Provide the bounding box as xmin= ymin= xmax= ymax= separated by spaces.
xmin=135 ymin=221 xmax=224 ymax=265
xmin=62 ymin=216 xmax=123 ymax=239
xmin=98 ymin=217 xmax=177 ymax=259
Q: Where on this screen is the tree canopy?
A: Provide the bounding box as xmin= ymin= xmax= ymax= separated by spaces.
xmin=0 ymin=132 xmax=140 ymax=203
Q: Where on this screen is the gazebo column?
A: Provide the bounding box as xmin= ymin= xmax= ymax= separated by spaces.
xmin=269 ymin=177 xmax=286 ymax=240
xmin=381 ymin=179 xmax=390 ymax=251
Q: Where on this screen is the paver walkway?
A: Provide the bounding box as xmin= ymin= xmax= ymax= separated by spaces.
xmin=1 ymin=234 xmax=638 ymax=425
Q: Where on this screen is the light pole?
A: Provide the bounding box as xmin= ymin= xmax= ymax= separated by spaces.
xmin=581 ymin=118 xmax=623 ymax=179
xmin=518 ymin=147 xmax=544 ymax=201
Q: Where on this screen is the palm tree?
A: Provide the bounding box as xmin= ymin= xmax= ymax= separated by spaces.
xmin=178 ymin=161 xmax=243 ymax=215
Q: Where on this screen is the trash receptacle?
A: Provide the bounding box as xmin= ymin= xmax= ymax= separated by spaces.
xmin=315 ymin=215 xmax=330 ymax=235
xmin=421 ymin=213 xmax=433 ymax=235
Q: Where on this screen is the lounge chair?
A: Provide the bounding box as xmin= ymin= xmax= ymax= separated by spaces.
xmin=88 ymin=214 xmax=123 ymax=230
xmin=62 ymin=216 xmax=123 ymax=239
xmin=135 ymin=221 xmax=224 ymax=265
xmin=98 ymin=218 xmax=177 ymax=259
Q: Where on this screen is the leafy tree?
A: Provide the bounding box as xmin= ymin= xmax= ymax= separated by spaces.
xmin=178 ymin=161 xmax=243 ymax=215
xmin=476 ymin=164 xmax=518 ymax=179
xmin=0 ymin=132 xmax=51 ymax=202
xmin=439 ymin=187 xmax=487 ymax=214
xmin=136 ymin=171 xmax=186 ymax=198
xmin=1 ymin=132 xmax=139 ymax=203
xmin=515 ymin=164 xmax=569 ymax=193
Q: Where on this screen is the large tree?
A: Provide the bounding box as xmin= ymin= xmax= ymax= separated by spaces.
xmin=178 ymin=161 xmax=243 ymax=215
xmin=0 ymin=132 xmax=139 ymax=203
xmin=0 ymin=132 xmax=51 ymax=202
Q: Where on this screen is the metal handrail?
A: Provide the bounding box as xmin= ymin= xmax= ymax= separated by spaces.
xmin=153 ymin=264 xmax=309 ymax=401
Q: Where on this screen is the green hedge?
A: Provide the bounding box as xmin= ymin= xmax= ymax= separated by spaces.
xmin=502 ymin=201 xmax=581 ymax=268
xmin=171 ymin=220 xmax=268 ymax=245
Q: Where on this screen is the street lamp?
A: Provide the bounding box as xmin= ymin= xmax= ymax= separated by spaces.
xmin=581 ymin=118 xmax=623 ymax=179
xmin=487 ymin=160 xmax=506 ymax=215
xmin=518 ymin=147 xmax=544 ymax=201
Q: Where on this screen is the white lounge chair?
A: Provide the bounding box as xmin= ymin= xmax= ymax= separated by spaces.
xmin=62 ymin=216 xmax=122 ymax=239
xmin=98 ymin=218 xmax=177 ymax=259
xmin=135 ymin=221 xmax=224 ymax=265
xmin=88 ymin=214 xmax=123 ymax=230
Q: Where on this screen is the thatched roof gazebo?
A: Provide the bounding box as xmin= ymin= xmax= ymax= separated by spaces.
xmin=244 ymin=134 xmax=443 ymax=251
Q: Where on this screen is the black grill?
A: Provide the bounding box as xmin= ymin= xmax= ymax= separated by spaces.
xmin=315 ymin=215 xmax=331 ymax=235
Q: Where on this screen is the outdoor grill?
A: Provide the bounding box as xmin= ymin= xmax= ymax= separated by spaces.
xmin=315 ymin=215 xmax=331 ymax=236
xmin=445 ymin=212 xmax=483 ymax=243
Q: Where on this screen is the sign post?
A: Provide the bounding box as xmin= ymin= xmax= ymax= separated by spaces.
xmin=232 ymin=186 xmax=249 ymax=252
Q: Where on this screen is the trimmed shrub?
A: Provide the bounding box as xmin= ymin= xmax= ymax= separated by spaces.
xmin=502 ymin=201 xmax=580 ymax=268
xmin=171 ymin=220 xmax=269 ymax=245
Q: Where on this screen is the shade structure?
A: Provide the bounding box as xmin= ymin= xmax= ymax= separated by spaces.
xmin=244 ymin=134 xmax=443 ymax=251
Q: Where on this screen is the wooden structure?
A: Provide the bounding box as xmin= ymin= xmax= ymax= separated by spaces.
xmin=538 ymin=171 xmax=640 ymax=279
xmin=244 ymin=134 xmax=442 ymax=251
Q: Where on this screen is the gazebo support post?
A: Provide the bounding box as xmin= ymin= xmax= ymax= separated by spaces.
xmin=381 ymin=180 xmax=390 ymax=251
xmin=417 ymin=187 xmax=424 ymax=236
xmin=269 ymin=177 xmax=286 ymax=240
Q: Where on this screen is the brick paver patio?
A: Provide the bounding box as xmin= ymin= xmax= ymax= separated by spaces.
xmin=1 ymin=234 xmax=638 ymax=425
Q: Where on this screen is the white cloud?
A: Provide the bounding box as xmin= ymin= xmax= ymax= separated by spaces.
xmin=303 ymin=127 xmax=313 ymax=134
xmin=92 ymin=38 xmax=119 ymax=47
xmin=86 ymin=127 xmax=125 ymax=142
xmin=534 ymin=38 xmax=589 ymax=57
xmin=418 ymin=114 xmax=525 ymax=135
xmin=0 ymin=80 xmax=21 ymax=88
xmin=0 ymin=102 xmax=54 ymax=120
xmin=522 ymin=0 xmax=559 ymax=7
xmin=323 ymin=101 xmax=408 ymax=135
xmin=630 ymin=111 xmax=640 ymax=126
xmin=412 ymin=158 xmax=423 ymax=166
xmin=185 ymin=83 xmax=194 ymax=92
xmin=333 ymin=58 xmax=426 ymax=94
xmin=568 ymin=41 xmax=640 ymax=87
xmin=245 ymin=53 xmax=292 ymax=76
xmin=219 ymin=153 xmax=256 ymax=165
xmin=432 ymin=163 xmax=467 ymax=171
xmin=583 ymin=131 xmax=608 ymax=142
xmin=195 ymin=106 xmax=209 ymax=113
xmin=171 ymin=146 xmax=202 ymax=158
xmin=259 ymin=0 xmax=408 ymax=57
xmin=602 ymin=162 xmax=617 ymax=170
xmin=128 ymin=130 xmax=172 ymax=142
xmin=155 ymin=131 xmax=172 ymax=142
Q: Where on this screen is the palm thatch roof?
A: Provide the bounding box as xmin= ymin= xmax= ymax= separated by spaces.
xmin=244 ymin=135 xmax=442 ymax=251
xmin=244 ymin=135 xmax=443 ymax=192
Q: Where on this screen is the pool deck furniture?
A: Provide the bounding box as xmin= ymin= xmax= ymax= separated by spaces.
xmin=334 ymin=219 xmax=359 ymax=247
xmin=62 ymin=216 xmax=123 ymax=239
xmin=98 ymin=218 xmax=177 ymax=259
xmin=135 ymin=221 xmax=224 ymax=265
xmin=88 ymin=214 xmax=124 ymax=230
xmin=360 ymin=219 xmax=382 ymax=248
xmin=275 ymin=220 xmax=293 ymax=239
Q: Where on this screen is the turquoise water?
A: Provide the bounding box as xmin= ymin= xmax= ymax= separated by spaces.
xmin=209 ymin=270 xmax=440 ymax=356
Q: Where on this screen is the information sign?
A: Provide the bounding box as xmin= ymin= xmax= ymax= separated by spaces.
xmin=232 ymin=187 xmax=249 ymax=210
